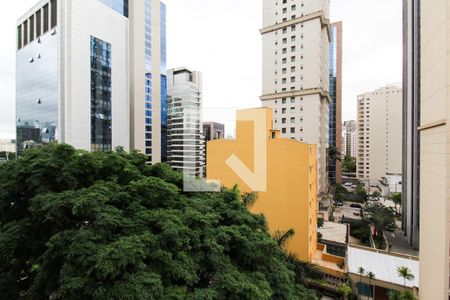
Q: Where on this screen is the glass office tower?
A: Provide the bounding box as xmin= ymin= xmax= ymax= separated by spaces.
xmin=328 ymin=22 xmax=343 ymax=184
xmin=16 ymin=0 xmax=166 ymax=161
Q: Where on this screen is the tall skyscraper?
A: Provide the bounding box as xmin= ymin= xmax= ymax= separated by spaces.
xmin=402 ymin=0 xmax=420 ymax=251
xmin=260 ymin=0 xmax=331 ymax=195
xmin=342 ymin=120 xmax=356 ymax=158
xmin=356 ymin=85 xmax=402 ymax=186
xmin=16 ymin=0 xmax=166 ymax=163
xmin=166 ymin=68 xmax=204 ymax=177
xmin=419 ymin=0 xmax=450 ymax=297
xmin=329 ymin=22 xmax=342 ymax=184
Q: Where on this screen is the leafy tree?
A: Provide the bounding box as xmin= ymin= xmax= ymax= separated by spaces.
xmin=371 ymin=191 xmax=381 ymax=198
xmin=388 ymin=290 xmax=416 ymax=300
xmin=350 ymin=221 xmax=371 ymax=246
xmin=356 ymin=183 xmax=367 ymax=198
xmin=328 ymin=146 xmax=342 ymax=162
xmin=339 ymin=284 xmax=352 ymax=300
xmin=365 ymin=203 xmax=395 ymax=243
xmin=392 ymin=193 xmax=402 ymax=213
xmin=0 ymin=144 xmax=317 ymax=300
xmin=397 ymin=266 xmax=415 ymax=288
xmin=342 ymin=155 xmax=356 ymax=173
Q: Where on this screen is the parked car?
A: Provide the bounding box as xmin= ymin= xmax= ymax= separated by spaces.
xmin=350 ymin=203 xmax=362 ymax=209
xmin=344 ymin=182 xmax=352 ymax=187
xmin=334 ymin=201 xmax=344 ymax=207
xmin=351 ymin=184 xmax=357 ymax=188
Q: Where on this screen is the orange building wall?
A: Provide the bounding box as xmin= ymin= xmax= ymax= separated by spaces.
xmin=206 ymin=108 xmax=318 ymax=262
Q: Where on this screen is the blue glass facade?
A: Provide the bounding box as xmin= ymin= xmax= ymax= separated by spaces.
xmin=329 ymin=25 xmax=338 ymax=183
xmin=90 ymin=36 xmax=112 ymax=152
xmin=97 ymin=0 xmax=128 ymax=17
xmin=160 ymin=2 xmax=167 ymax=162
xmin=16 ymin=30 xmax=58 ymax=154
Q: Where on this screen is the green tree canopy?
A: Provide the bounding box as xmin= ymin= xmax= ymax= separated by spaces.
xmin=0 ymin=144 xmax=316 ymax=299
xmin=365 ymin=203 xmax=396 ymax=242
xmin=342 ymin=155 xmax=356 ymax=173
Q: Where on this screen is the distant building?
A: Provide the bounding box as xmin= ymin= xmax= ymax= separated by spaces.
xmin=377 ymin=175 xmax=402 ymax=197
xmin=329 ymin=22 xmax=343 ymax=184
xmin=356 ymin=85 xmax=402 ymax=186
xmin=207 ymin=108 xmax=345 ymax=277
xmin=16 ymin=0 xmax=167 ymax=161
xmin=260 ymin=0 xmax=331 ymax=195
xmin=166 ymin=68 xmax=204 ymax=177
xmin=203 ymin=122 xmax=225 ymax=141
xmin=342 ymin=120 xmax=356 ymax=158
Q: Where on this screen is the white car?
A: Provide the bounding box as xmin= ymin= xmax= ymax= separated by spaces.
xmin=344 ymin=182 xmax=352 ymax=187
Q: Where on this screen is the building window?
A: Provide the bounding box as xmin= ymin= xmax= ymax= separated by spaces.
xmin=282 ymin=38 xmax=287 ymax=44
xmin=283 ymin=8 xmax=287 ymax=14
xmin=291 ymin=56 xmax=296 ymax=63
xmin=290 ymin=97 xmax=295 ymax=103
xmin=290 ymin=107 xmax=295 ymax=113
xmin=282 ymin=48 xmax=287 ymax=54
xmin=36 ymin=10 xmax=42 ymax=38
xmin=90 ymin=36 xmax=112 ymax=152
xmin=282 ymin=98 xmax=286 ymax=104
xmin=17 ymin=25 xmax=22 ymax=49
xmin=282 ymin=108 xmax=286 ymax=114
xmin=29 ymin=15 xmax=35 ymax=42
xmin=290 ymin=128 xmax=295 ymax=134
xmin=282 ymin=128 xmax=287 ymax=134
xmin=291 ymin=4 xmax=296 ymax=10
xmin=282 ymin=68 xmax=287 ymax=74
xmin=291 ymin=77 xmax=295 ymax=83
xmin=43 ymin=4 xmax=49 ymax=33
xmin=291 ymin=66 xmax=295 ymax=73
xmin=291 ymin=46 xmax=296 ymax=52
xmin=282 ymin=78 xmax=287 ymax=84
xmin=291 ymin=25 xmax=296 ymax=31
xmin=50 ymin=0 xmax=57 ymax=28
xmin=23 ymin=20 xmax=28 ymax=46
xmin=290 ymin=117 xmax=295 ymax=123
xmin=283 ymin=28 xmax=287 ymax=34
xmin=282 ymin=118 xmax=286 ymax=124
xmin=291 ymin=35 xmax=296 ymax=42
xmin=282 ymin=58 xmax=287 ymax=64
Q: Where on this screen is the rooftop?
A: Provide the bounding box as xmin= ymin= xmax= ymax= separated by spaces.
xmin=318 ymin=221 xmax=348 ymax=244
xmin=347 ymin=245 xmax=419 ymax=288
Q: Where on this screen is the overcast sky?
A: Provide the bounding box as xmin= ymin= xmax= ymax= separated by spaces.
xmin=0 ymin=0 xmax=402 ymax=139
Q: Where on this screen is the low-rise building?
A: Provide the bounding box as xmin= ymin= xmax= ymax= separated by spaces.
xmin=0 ymin=139 xmax=16 ymax=153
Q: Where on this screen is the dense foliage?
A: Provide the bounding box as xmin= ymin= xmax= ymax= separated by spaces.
xmin=342 ymin=156 xmax=356 ymax=173
xmin=349 ymin=220 xmax=371 ymax=247
xmin=365 ymin=202 xmax=396 ymax=242
xmin=0 ymin=144 xmax=317 ymax=300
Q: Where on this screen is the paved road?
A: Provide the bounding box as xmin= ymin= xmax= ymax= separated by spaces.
xmin=385 ymin=227 xmax=419 ymax=256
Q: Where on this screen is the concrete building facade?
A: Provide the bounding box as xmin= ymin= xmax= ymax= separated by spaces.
xmin=329 ymin=21 xmax=342 ymax=184
xmin=402 ymin=0 xmax=420 ymax=251
xmin=356 ymin=85 xmax=402 ymax=186
xmin=260 ymin=0 xmax=331 ymax=195
xmin=206 ymin=108 xmax=345 ymax=278
xmin=419 ymin=0 xmax=450 ymax=297
xmin=16 ymin=0 xmax=166 ymax=162
xmin=203 ymin=122 xmax=225 ymax=141
xmin=166 ymin=68 xmax=204 ymax=177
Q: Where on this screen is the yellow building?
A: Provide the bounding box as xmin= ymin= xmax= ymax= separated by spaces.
xmin=207 ymin=108 xmax=319 ymax=262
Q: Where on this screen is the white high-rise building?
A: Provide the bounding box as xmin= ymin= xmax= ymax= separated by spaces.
xmin=260 ymin=0 xmax=331 ymax=194
xmin=167 ymin=68 xmax=204 ymax=177
xmin=342 ymin=120 xmax=356 ymax=158
xmin=16 ymin=0 xmax=167 ymax=162
xmin=356 ymin=85 xmax=402 ymax=185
